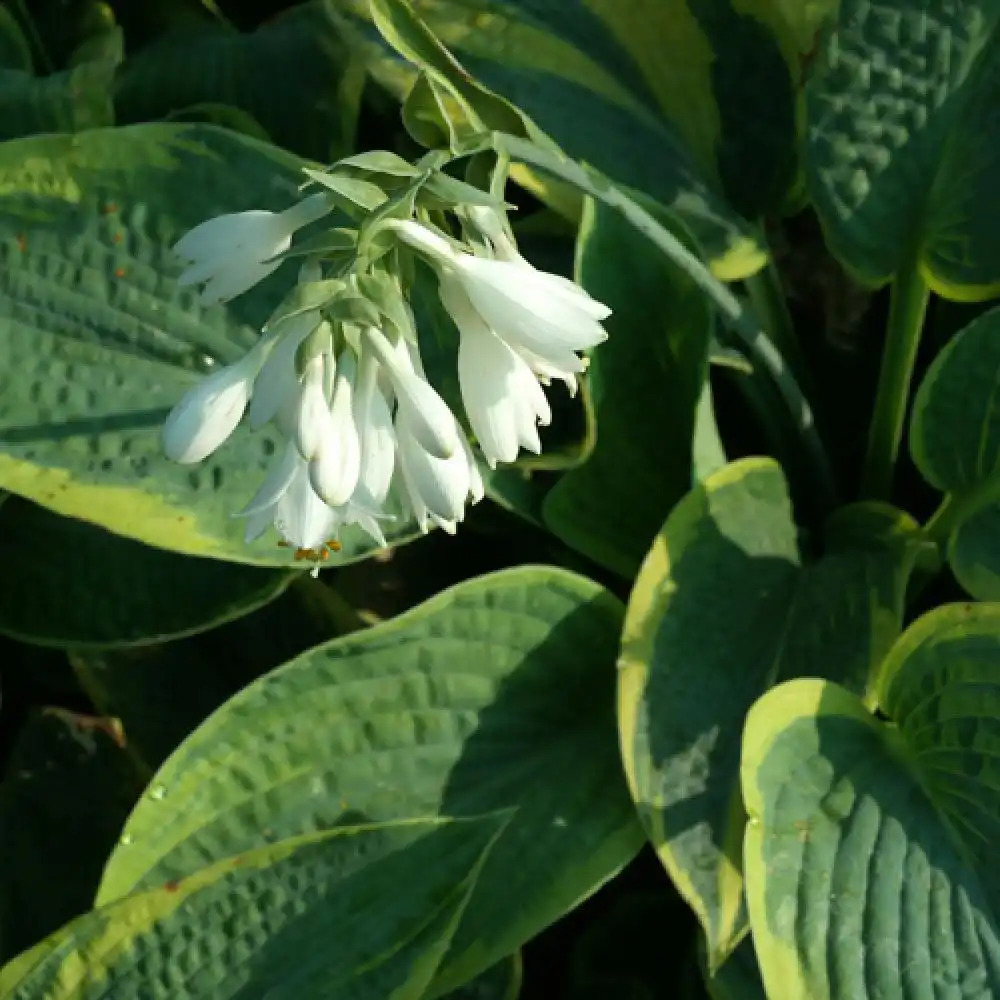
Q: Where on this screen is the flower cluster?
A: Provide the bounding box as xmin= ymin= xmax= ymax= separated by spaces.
xmin=163 ymin=162 xmax=611 ymax=560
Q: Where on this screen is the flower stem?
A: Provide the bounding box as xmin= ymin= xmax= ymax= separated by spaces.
xmin=861 ymin=257 xmax=930 ymax=500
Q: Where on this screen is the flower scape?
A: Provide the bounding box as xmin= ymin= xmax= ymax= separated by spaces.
xmin=162 ymin=155 xmax=611 ymax=561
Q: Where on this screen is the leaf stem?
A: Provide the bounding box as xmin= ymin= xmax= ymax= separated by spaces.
xmin=743 ymin=254 xmax=809 ymax=385
xmin=861 ymin=257 xmax=930 ymax=499
xmin=488 ymin=133 xmax=839 ymax=515
xmin=12 ymin=0 xmax=54 ymax=74
xmin=923 ymin=494 xmax=960 ymax=546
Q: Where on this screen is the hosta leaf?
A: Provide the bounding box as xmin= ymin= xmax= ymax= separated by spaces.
xmin=618 ymin=459 xmax=923 ymax=968
xmin=114 ymin=2 xmax=362 ymax=161
xmin=96 ymin=566 xmax=643 ymax=994
xmin=329 ymin=0 xmax=769 ymax=279
xmin=543 ymin=199 xmax=712 ymax=577
xmin=0 ymin=122 xmax=417 ymax=567
xmin=443 ymin=954 xmax=521 ymax=1000
xmin=742 ymin=603 xmax=1000 ymax=999
xmin=71 ymin=576 xmax=362 ymax=771
xmin=1 ymin=815 xmax=502 ymax=1000
xmin=911 ymin=305 xmax=1000 ymax=598
xmin=0 ymin=498 xmax=292 ymax=648
xmin=0 ymin=57 xmax=116 ymax=141
xmin=806 ymin=0 xmax=1000 ymax=295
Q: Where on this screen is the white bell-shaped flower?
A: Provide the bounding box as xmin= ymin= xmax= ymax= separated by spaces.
xmin=174 ymin=194 xmax=330 ymax=305
xmin=390 ymin=219 xmax=611 ymax=365
xmin=162 ymin=347 xmax=265 ymax=464
xmin=352 ymin=352 xmax=396 ymax=512
xmin=309 ymin=353 xmax=362 ymax=507
xmin=247 ymin=262 xmax=325 ymax=430
xmin=363 ymin=325 xmax=459 ymax=460
xmin=240 ymin=443 xmax=336 ymax=551
xmin=396 ymin=408 xmax=483 ymax=534
xmin=441 ymin=277 xmax=552 ymax=467
xmin=293 ymin=353 xmax=334 ymax=461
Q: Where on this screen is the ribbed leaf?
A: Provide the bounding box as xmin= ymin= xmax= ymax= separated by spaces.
xmin=1 ymin=815 xmax=502 ymax=1000
xmin=806 ymin=0 xmax=1000 ymax=295
xmin=742 ymin=603 xmax=1000 ymax=999
xmin=911 ymin=305 xmax=1000 ymax=598
xmin=619 ymin=459 xmax=923 ymax=967
xmin=0 ymin=122 xmax=418 ymax=567
xmin=96 ymin=566 xmax=643 ymax=993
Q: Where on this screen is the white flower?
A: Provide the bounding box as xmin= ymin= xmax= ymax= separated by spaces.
xmin=241 ymin=444 xmax=336 ymax=551
xmin=247 ymin=263 xmax=325 ymax=430
xmin=293 ymin=354 xmax=334 ymax=461
xmin=308 ymin=353 xmax=362 ymax=507
xmin=387 ymin=339 xmax=483 ymax=534
xmin=390 ymin=219 xmax=611 ymax=366
xmin=174 ymin=193 xmax=330 ymax=305
xmin=441 ymin=277 xmax=552 ymax=467
xmin=363 ymin=325 xmax=459 ymax=460
xmin=347 ymin=351 xmax=396 ymax=545
xmin=396 ymin=409 xmax=483 ymax=534
xmin=162 ymin=347 xmax=266 ymax=464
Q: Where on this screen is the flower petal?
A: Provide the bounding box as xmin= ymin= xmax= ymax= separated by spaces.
xmin=364 ymin=325 xmax=459 ymax=460
xmin=248 ymin=311 xmax=319 ymax=429
xmin=162 ymin=356 xmax=256 ymax=463
xmin=309 ymin=365 xmax=361 ymax=506
xmin=457 ymin=255 xmax=608 ymax=354
xmin=274 ymin=460 xmax=337 ymax=550
xmin=236 ymin=442 xmax=299 ymax=517
xmin=173 ymin=210 xmax=284 ymax=262
xmin=293 ymin=354 xmax=333 ymax=460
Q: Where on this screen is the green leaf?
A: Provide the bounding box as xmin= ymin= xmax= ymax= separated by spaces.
xmin=96 ymin=566 xmax=643 ymax=993
xmin=443 ymin=955 xmax=521 ymax=1000
xmin=742 ymin=603 xmax=1000 ymax=999
xmin=0 ymin=56 xmax=116 ymax=141
xmin=0 ymin=498 xmax=292 ymax=648
xmin=618 ymin=459 xmax=922 ymax=967
xmin=911 ymin=305 xmax=1000 ymax=598
xmin=543 ymin=199 xmax=712 ymax=577
xmin=330 ymin=0 xmax=769 ymax=280
xmin=72 ymin=575 xmax=363 ymax=772
xmin=702 ymin=938 xmax=766 ymax=1000
xmin=1 ymin=815 xmax=503 ymax=1000
xmin=806 ymin=0 xmax=1000 ymax=296
xmin=0 ymin=122 xmax=417 ymax=567
xmin=0 ymin=710 xmax=141 ymax=964
xmin=114 ymin=2 xmax=363 ymax=161
xmin=301 ymin=168 xmax=388 ymax=213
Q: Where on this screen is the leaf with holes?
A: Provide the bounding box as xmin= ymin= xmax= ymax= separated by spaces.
xmin=806 ymin=0 xmax=1000 ymax=295
xmin=618 ymin=459 xmax=924 ymax=968
xmin=1 ymin=815 xmax=502 ymax=1000
xmin=0 ymin=122 xmax=422 ymax=567
xmin=95 ymin=566 xmax=643 ymax=995
xmin=742 ymin=603 xmax=1000 ymax=999
xmin=911 ymin=305 xmax=1000 ymax=598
